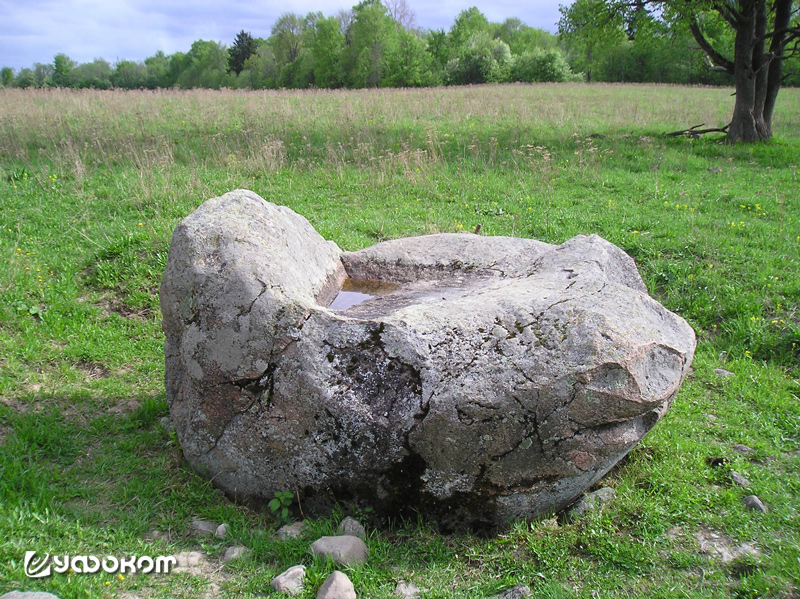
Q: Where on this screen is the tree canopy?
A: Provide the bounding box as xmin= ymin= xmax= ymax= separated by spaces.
xmin=559 ymin=0 xmax=800 ymax=142
xmin=0 ymin=4 xmax=576 ymax=91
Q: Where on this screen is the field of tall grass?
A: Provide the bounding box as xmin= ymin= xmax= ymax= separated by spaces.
xmin=1 ymin=84 xmax=798 ymax=598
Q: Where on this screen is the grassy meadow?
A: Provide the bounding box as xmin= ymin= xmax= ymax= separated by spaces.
xmin=0 ymin=83 xmax=798 ymax=598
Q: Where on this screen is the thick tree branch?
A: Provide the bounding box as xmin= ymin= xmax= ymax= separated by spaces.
xmin=690 ymin=20 xmax=735 ymax=74
xmin=753 ymin=25 xmax=800 ymax=47
xmin=713 ymin=2 xmax=742 ymax=27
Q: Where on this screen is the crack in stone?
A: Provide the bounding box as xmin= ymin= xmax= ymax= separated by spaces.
xmin=206 ymin=364 xmax=277 ymax=452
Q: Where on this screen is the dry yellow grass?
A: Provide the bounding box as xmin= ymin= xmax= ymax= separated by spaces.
xmin=3 ymin=84 xmax=797 ymax=174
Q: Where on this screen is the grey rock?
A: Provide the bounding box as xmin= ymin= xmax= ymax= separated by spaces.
xmin=713 ymin=368 xmax=735 ymax=377
xmin=565 ymin=487 xmax=616 ymax=520
xmin=317 ymin=571 xmax=356 ymax=599
xmin=214 ymin=523 xmax=228 ymax=539
xmin=161 ymin=190 xmax=696 ymax=528
xmin=190 ymin=519 xmax=218 ymax=536
xmin=730 ymin=471 xmax=751 ymax=488
xmin=338 ymin=516 xmax=366 ymax=539
xmin=743 ymin=495 xmax=768 ymax=513
xmin=394 ymin=581 xmax=420 ymax=598
xmin=277 ymin=521 xmax=307 ymax=540
xmin=491 ymin=585 xmax=531 ymax=599
xmin=0 ymin=593 xmax=62 ymax=599
xmin=271 ymin=565 xmax=306 ymax=596
xmin=221 ymin=545 xmax=250 ymax=563
xmin=734 ymin=444 xmax=754 ymax=456
xmin=310 ymin=535 xmax=369 ymax=566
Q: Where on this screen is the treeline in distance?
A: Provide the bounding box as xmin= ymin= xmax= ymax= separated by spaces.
xmin=2 ymin=1 xmax=797 ymax=91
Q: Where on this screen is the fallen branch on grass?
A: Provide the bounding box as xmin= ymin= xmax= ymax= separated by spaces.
xmin=665 ymin=123 xmax=730 ymax=139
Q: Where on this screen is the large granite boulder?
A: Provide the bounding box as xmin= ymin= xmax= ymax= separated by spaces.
xmin=160 ymin=189 xmax=695 ymax=529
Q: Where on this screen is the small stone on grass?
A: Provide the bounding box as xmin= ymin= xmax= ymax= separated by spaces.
xmin=734 ymin=444 xmax=754 ymax=456
xmin=491 ymin=585 xmax=531 ymax=598
xmin=317 ymin=571 xmax=356 ymax=599
xmin=310 ymin=535 xmax=369 ymax=566
xmin=730 ymin=471 xmax=751 ymax=488
xmin=271 ymin=565 xmax=306 ymax=596
xmin=337 ymin=516 xmax=366 ymax=539
xmin=190 ymin=519 xmax=219 ymax=536
xmin=742 ymin=495 xmax=768 ymax=513
xmin=277 ymin=521 xmax=307 ymax=540
xmin=222 ymin=546 xmax=250 ymax=563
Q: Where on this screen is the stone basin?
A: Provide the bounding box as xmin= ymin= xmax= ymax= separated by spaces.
xmin=160 ymin=189 xmax=696 ymax=530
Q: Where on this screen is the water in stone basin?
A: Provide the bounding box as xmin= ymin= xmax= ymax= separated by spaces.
xmin=328 ymin=278 xmax=399 ymax=311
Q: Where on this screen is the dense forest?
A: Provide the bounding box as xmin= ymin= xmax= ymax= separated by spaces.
xmin=1 ymin=0 xmax=797 ymax=90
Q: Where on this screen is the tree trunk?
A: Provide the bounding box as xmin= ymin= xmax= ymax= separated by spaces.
xmin=727 ymin=0 xmax=763 ymax=143
xmin=752 ymin=0 xmax=771 ymax=139
xmin=763 ymin=0 xmax=793 ymax=128
xmin=725 ymin=0 xmax=793 ymax=143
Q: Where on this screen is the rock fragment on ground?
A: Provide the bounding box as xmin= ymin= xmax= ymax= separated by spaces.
xmin=0 ymin=593 xmax=62 ymax=599
xmin=734 ymin=444 xmax=755 ymax=456
xmin=338 ymin=516 xmax=366 ymax=539
xmin=278 ymin=521 xmax=307 ymax=540
xmin=221 ymin=546 xmax=250 ymax=563
xmin=317 ymin=571 xmax=356 ymax=599
xmin=730 ymin=471 xmax=751 ymax=488
xmin=191 ymin=519 xmax=219 ymax=536
xmin=310 ymin=535 xmax=369 ymax=566
xmin=271 ymin=565 xmax=306 ymax=596
xmin=215 ymin=523 xmax=228 ymax=538
xmin=713 ymin=368 xmax=735 ymax=377
xmin=742 ymin=495 xmax=768 ymax=513
xmin=491 ymin=585 xmax=531 ymax=598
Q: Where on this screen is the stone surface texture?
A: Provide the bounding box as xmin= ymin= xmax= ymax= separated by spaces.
xmin=271 ymin=565 xmax=306 ymax=596
xmin=161 ymin=190 xmax=696 ymax=528
xmin=310 ymin=535 xmax=369 ymax=566
xmin=221 ymin=546 xmax=250 ymax=563
xmin=277 ymin=521 xmax=308 ymax=539
xmin=214 ymin=523 xmax=228 ymax=538
xmin=743 ymin=495 xmax=768 ymax=513
xmin=491 ymin=585 xmax=532 ymax=599
xmin=190 ymin=519 xmax=218 ymax=536
xmin=337 ymin=516 xmax=366 ymax=539
xmin=317 ymin=571 xmax=356 ymax=599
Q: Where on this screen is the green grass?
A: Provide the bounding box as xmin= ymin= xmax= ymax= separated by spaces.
xmin=0 ymin=84 xmax=798 ymax=598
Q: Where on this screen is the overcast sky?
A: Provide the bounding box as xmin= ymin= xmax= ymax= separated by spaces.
xmin=0 ymin=0 xmax=563 ymax=71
